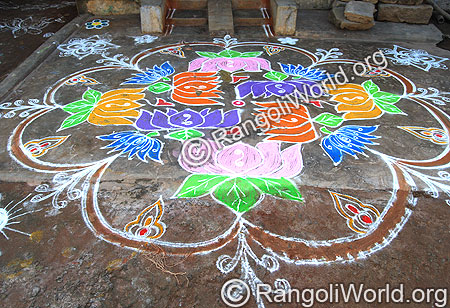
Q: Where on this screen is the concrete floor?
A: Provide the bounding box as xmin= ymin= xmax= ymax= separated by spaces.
xmin=0 ymin=12 xmax=449 ymax=308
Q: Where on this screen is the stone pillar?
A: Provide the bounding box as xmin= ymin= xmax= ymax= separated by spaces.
xmin=270 ymin=0 xmax=298 ymax=35
xmin=141 ymin=0 xmax=166 ymax=34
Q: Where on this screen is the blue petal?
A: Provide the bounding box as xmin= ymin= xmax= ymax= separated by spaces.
xmin=322 ymin=136 xmax=343 ymax=165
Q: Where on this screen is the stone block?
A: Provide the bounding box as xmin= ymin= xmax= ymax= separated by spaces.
xmin=208 ymin=0 xmax=234 ymax=35
xmin=377 ymin=3 xmax=433 ymax=24
xmin=76 ymin=0 xmax=139 ymax=15
xmin=270 ymin=0 xmax=298 ymax=35
xmin=344 ymin=1 xmax=375 ymax=23
xmin=329 ymin=6 xmax=375 ymax=30
xmin=294 ymin=0 xmax=333 ymax=9
xmin=332 ymin=0 xmax=348 ymax=7
xmin=141 ymin=0 xmax=166 ymax=33
xmin=380 ymin=0 xmax=423 ymax=4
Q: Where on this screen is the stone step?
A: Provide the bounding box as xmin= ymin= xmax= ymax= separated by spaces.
xmin=233 ymin=9 xmax=267 ymax=26
xmin=171 ymin=9 xmax=208 ymax=26
xmin=208 ymin=0 xmax=234 ymax=35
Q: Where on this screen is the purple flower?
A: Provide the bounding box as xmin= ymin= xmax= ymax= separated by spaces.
xmin=236 ymin=80 xmax=322 ymax=99
xmin=135 ymin=108 xmax=240 ymax=131
xmin=189 ymin=57 xmax=271 ymax=73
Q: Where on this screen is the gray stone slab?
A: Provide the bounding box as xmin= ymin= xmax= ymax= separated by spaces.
xmin=377 ymin=3 xmax=433 ymax=24
xmin=331 ymin=6 xmax=375 ymax=30
xmin=208 ymin=0 xmax=234 ymax=35
xmin=380 ymin=0 xmax=423 ymax=4
xmin=344 ymin=0 xmax=375 ymax=23
xmin=296 ymin=9 xmax=442 ymax=43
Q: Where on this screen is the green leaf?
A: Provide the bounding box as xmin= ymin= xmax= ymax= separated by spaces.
xmin=320 ymin=127 xmax=333 ymax=134
xmin=59 ymin=111 xmax=91 ymax=130
xmin=247 ymin=177 xmax=303 ymax=202
xmin=313 ymin=113 xmax=344 ymax=127
xmin=176 ymin=174 xmax=229 ymax=198
xmin=82 ymin=89 xmax=102 ymax=104
xmin=218 ymin=50 xmax=241 ymax=58
xmin=362 ymin=80 xmax=379 ymax=95
xmin=148 ymin=82 xmax=172 ymax=94
xmin=374 ymin=100 xmax=405 ymax=114
xmin=166 ymin=129 xmax=205 ymax=141
xmin=196 ymin=51 xmax=220 ymax=58
xmin=213 ymin=177 xmax=261 ymax=213
xmin=62 ymin=100 xmax=95 ymax=114
xmin=146 ymin=131 xmax=160 ymax=137
xmin=263 ymin=71 xmax=289 ymax=81
xmin=372 ymin=91 xmax=401 ymax=104
xmin=240 ymin=51 xmax=263 ymax=58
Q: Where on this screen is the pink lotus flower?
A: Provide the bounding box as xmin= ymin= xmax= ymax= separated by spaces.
xmin=189 ymin=57 xmax=271 ymax=73
xmin=179 ymin=141 xmax=303 ymax=179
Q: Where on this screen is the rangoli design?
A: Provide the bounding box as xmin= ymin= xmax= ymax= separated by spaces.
xmin=1 ymin=37 xmax=450 ymax=308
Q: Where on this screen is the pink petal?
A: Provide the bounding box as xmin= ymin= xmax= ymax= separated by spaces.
xmin=216 ymin=143 xmax=263 ymax=175
xmin=246 ymin=142 xmax=283 ymax=177
xmin=268 ymin=144 xmax=303 ymax=178
xmin=253 ymin=57 xmax=271 ymax=71
xmin=178 ymin=141 xmax=228 ymax=175
xmin=200 ymin=58 xmax=221 ymax=72
xmin=217 ymin=58 xmax=246 ymax=73
xmin=189 ymin=58 xmax=208 ymax=71
xmin=241 ymin=58 xmax=259 ymax=72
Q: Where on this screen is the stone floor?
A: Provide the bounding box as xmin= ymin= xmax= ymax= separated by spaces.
xmin=0 ymin=13 xmax=449 ymax=308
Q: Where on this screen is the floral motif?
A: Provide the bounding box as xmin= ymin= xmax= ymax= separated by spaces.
xmin=330 ymin=192 xmax=380 ymax=233
xmin=279 ymin=63 xmax=330 ymax=81
xmin=85 ymin=19 xmax=109 ymax=30
xmin=236 ymin=80 xmax=320 ymax=99
xmin=277 ymin=37 xmax=298 ymax=45
xmin=189 ymin=50 xmax=271 ymax=73
xmin=59 ymin=88 xmax=146 ymax=130
xmin=327 ymin=80 xmax=403 ymax=121
xmin=132 ymin=35 xmax=157 ymax=45
xmin=0 ymin=16 xmax=61 ymax=38
xmin=24 ymin=136 xmax=69 ymax=157
xmin=380 ymin=45 xmax=448 ymax=72
xmin=171 ymin=72 xmax=223 ymax=105
xmin=123 ymin=61 xmax=175 ymax=85
xmin=124 ymin=197 xmax=166 ymax=239
xmin=398 ymin=126 xmax=448 ymax=145
xmin=135 ymin=108 xmax=240 ymax=131
xmin=253 ymin=102 xmax=318 ymax=144
xmin=176 ymin=141 xmax=303 ymax=212
xmin=57 ymin=35 xmax=119 ymax=60
xmin=321 ymin=125 xmax=379 ymax=165
xmin=97 ymin=131 xmax=163 ymax=163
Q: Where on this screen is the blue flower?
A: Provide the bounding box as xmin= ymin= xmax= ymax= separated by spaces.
xmin=123 ymin=61 xmax=175 ymax=84
xmin=279 ymin=63 xmax=330 ymax=81
xmin=321 ymin=126 xmax=379 ymax=165
xmin=97 ymin=131 xmax=163 ymax=164
xmin=85 ymin=19 xmax=109 ymax=30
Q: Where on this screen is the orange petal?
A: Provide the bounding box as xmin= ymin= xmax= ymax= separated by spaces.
xmin=88 ymin=113 xmax=136 ymax=126
xmin=343 ymin=105 xmax=383 ymax=120
xmin=100 ymin=88 xmax=145 ymax=100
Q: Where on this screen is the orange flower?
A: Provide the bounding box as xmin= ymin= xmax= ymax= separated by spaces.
xmin=327 ymin=84 xmax=382 ymax=120
xmin=253 ymin=102 xmax=318 ymax=143
xmin=88 ymin=88 xmax=146 ymax=126
xmin=171 ymin=72 xmax=223 ymax=105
